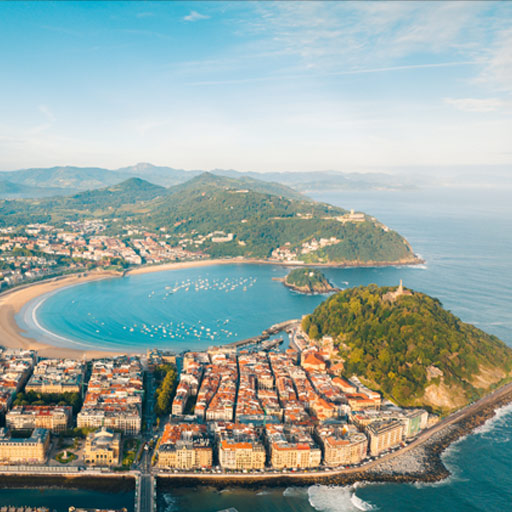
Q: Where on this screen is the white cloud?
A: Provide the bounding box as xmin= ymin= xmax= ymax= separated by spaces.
xmin=478 ymin=27 xmax=512 ymax=92
xmin=38 ymin=104 xmax=56 ymax=123
xmin=445 ymin=97 xmax=508 ymax=113
xmin=242 ymin=2 xmax=490 ymax=70
xmin=183 ymin=11 xmax=210 ymax=22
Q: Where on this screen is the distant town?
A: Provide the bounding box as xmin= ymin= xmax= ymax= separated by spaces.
xmin=0 ymin=209 xmax=369 ymax=289
xmin=0 ymin=221 xmax=202 ymax=289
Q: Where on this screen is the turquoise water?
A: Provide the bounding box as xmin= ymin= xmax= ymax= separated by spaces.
xmin=18 ymin=190 xmax=512 ymax=352
xmin=155 ymin=188 xmax=512 ymax=512
xmin=12 ymin=187 xmax=512 ymax=511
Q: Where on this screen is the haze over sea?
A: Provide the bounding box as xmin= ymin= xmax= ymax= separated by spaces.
xmin=7 ymin=186 xmax=512 ymax=511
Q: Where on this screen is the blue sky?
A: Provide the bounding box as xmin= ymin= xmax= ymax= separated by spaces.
xmin=0 ymin=1 xmax=511 ymax=172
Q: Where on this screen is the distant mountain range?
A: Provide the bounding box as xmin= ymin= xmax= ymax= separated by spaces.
xmin=1 ymin=162 xmax=510 ymax=199
xmin=0 ymin=162 xmax=419 ymax=199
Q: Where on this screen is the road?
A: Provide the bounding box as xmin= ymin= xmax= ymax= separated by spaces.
xmin=155 ymin=380 xmax=512 ymax=482
xmin=135 ymin=365 xmax=157 ymax=512
xmin=136 ymin=448 xmax=154 ymax=512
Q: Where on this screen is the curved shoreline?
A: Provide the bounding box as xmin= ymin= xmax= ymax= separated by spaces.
xmin=0 ymin=257 xmax=422 ymax=359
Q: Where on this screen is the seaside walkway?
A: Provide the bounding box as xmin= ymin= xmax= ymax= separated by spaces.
xmin=155 ymin=380 xmax=512 ymax=483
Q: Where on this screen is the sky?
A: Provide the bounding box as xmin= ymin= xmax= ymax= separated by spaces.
xmin=0 ymin=1 xmax=511 ymax=173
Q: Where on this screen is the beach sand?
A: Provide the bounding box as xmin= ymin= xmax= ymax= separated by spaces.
xmin=0 ymin=255 xmax=421 ymax=360
xmin=0 ymin=270 xmax=127 ymax=360
xmin=0 ymin=259 xmax=242 ymax=360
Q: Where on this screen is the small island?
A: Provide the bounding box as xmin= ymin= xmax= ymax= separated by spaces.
xmin=280 ymin=267 xmax=338 ymax=294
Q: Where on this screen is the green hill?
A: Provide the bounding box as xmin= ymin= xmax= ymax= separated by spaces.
xmin=0 ymin=173 xmax=419 ymax=265
xmin=302 ymin=284 xmax=512 ymax=412
xmin=284 ymin=268 xmax=337 ymax=294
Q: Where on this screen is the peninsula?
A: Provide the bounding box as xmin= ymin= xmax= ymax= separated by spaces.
xmin=0 ymin=282 xmax=511 ymax=511
xmin=0 ymin=173 xmax=421 ymax=293
xmin=302 ymin=282 xmax=512 ymax=413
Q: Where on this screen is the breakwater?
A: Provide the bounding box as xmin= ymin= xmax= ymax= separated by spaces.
xmin=157 ymin=381 xmax=512 ymax=489
xmin=225 ymin=319 xmax=300 ymax=349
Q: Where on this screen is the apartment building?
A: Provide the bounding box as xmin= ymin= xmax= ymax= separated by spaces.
xmin=366 ymin=419 xmax=405 ymax=456
xmin=25 ymin=359 xmax=85 ymax=395
xmin=157 ymin=423 xmax=212 ymax=469
xmin=316 ymin=424 xmax=368 ymax=466
xmin=0 ymin=428 xmax=50 ymax=463
xmin=214 ymin=422 xmax=266 ymax=471
xmin=6 ymin=405 xmax=72 ymax=433
xmin=266 ymin=424 xmax=321 ymax=469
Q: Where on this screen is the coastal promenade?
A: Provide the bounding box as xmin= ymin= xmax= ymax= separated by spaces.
xmin=155 ymin=379 xmax=512 ymax=483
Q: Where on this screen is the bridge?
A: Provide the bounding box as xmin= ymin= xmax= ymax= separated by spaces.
xmin=135 ymin=449 xmax=155 ymax=512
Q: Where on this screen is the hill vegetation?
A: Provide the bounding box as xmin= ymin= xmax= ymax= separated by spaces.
xmin=284 ymin=268 xmax=337 ymax=294
xmin=302 ymin=284 xmax=512 ymax=412
xmin=0 ymin=173 xmax=419 ymax=265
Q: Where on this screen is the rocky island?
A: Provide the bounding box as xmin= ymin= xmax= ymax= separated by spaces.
xmin=280 ymin=267 xmax=338 ymax=294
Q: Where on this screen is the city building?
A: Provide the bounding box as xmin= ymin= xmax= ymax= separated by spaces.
xmin=6 ymin=405 xmax=72 ymax=433
xmin=77 ymin=356 xmax=143 ymax=435
xmin=0 ymin=428 xmax=50 ymax=463
xmin=157 ymin=423 xmax=212 ymax=469
xmin=266 ymin=424 xmax=321 ymax=469
xmin=366 ymin=419 xmax=405 ymax=456
xmin=214 ymin=422 xmax=266 ymax=471
xmin=0 ymin=349 xmax=36 ymax=415
xmin=402 ymin=409 xmax=429 ymax=438
xmin=316 ymin=424 xmax=368 ymax=466
xmin=83 ymin=428 xmax=121 ymax=467
xmin=25 ymin=359 xmax=85 ymax=395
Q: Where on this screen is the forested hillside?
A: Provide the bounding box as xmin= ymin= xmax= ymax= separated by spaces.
xmin=303 ymin=284 xmax=512 ymax=411
xmin=0 ymin=173 xmax=419 ymax=265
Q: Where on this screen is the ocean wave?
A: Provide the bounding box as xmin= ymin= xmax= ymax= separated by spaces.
xmin=411 ymin=409 xmax=512 ymax=490
xmin=283 ymin=487 xmax=308 ymax=498
xmin=161 ymin=493 xmax=178 ymax=512
xmin=472 ymin=402 xmax=512 ymax=436
xmin=307 ymin=485 xmax=377 ymax=512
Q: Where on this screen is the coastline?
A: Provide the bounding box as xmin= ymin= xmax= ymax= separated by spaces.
xmin=157 ymin=380 xmax=512 ymax=487
xmin=0 ymin=381 xmax=510 ymax=491
xmin=0 ymin=269 xmax=126 ymax=360
xmin=0 ymin=256 xmax=422 ymax=359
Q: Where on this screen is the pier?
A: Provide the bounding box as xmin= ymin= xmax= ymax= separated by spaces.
xmin=224 ymin=319 xmax=300 ymax=349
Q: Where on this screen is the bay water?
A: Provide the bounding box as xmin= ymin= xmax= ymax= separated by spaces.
xmin=9 ymin=186 xmax=512 ymax=511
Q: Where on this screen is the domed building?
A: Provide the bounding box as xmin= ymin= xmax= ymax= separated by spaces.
xmin=84 ymin=427 xmax=121 ymax=467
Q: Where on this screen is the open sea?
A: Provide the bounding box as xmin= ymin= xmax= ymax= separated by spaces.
xmin=8 ymin=186 xmax=512 ymax=511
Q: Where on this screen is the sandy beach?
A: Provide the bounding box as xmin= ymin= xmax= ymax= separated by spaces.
xmin=0 ymin=255 xmax=422 ymax=360
xmin=0 ymin=270 xmax=126 ymax=360
xmin=0 ymin=258 xmax=243 ymax=359
xmin=125 ymin=257 xmax=243 ymax=276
